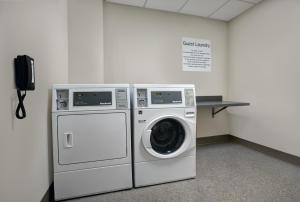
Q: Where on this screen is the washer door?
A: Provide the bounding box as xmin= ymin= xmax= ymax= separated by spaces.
xmin=142 ymin=115 xmax=192 ymax=159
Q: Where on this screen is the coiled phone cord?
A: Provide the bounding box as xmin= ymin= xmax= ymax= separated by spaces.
xmin=16 ymin=90 xmax=26 ymax=119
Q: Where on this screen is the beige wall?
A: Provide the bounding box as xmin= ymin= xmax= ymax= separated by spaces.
xmin=68 ymin=0 xmax=104 ymax=83
xmin=0 ymin=1 xmax=68 ymax=201
xmin=104 ymin=2 xmax=229 ymax=137
xmin=228 ymin=0 xmax=300 ymax=157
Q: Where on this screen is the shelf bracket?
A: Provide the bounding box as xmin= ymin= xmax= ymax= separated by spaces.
xmin=212 ymin=106 xmax=228 ymax=118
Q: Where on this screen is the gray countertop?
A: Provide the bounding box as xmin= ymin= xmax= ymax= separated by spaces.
xmin=196 ymin=96 xmax=250 ymax=108
xmin=197 ymin=101 xmax=250 ymax=108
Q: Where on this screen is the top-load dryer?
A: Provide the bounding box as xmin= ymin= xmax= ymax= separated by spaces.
xmin=131 ymin=84 xmax=197 ymax=187
xmin=52 ymin=84 xmax=132 ymax=201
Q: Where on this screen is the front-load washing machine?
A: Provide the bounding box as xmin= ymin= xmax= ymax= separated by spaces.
xmin=131 ymin=84 xmax=197 ymax=187
xmin=52 ymin=84 xmax=132 ymax=200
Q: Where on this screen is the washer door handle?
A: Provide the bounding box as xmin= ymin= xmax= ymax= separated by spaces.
xmin=64 ymin=132 xmax=73 ymax=148
xmin=142 ymin=130 xmax=152 ymax=148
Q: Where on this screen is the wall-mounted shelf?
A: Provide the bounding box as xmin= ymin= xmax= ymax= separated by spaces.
xmin=196 ymin=96 xmax=250 ymax=118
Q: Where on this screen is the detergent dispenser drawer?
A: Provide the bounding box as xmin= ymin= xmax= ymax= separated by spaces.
xmin=57 ymin=113 xmax=127 ymax=165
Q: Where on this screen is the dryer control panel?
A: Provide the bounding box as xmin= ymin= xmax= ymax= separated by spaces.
xmin=52 ymin=85 xmax=130 ymax=112
xmin=73 ymin=91 xmax=112 ymax=106
xmin=115 ymin=88 xmax=128 ymax=109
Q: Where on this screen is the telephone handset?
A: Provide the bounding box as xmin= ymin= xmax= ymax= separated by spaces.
xmin=14 ymin=55 xmax=35 ymax=119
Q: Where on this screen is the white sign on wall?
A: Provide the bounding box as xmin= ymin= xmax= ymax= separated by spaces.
xmin=182 ymin=37 xmax=212 ymax=72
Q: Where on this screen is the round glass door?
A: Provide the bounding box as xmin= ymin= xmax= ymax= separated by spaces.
xmin=150 ymin=118 xmax=185 ymax=155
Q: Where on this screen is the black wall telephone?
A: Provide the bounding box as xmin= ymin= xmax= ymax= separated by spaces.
xmin=14 ymin=55 xmax=35 ymax=119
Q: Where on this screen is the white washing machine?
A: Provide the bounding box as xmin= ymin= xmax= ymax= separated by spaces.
xmin=131 ymin=84 xmax=197 ymax=187
xmin=52 ymin=84 xmax=132 ymax=201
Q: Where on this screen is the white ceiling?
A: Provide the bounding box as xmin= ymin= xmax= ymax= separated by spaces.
xmin=106 ymin=0 xmax=263 ymax=21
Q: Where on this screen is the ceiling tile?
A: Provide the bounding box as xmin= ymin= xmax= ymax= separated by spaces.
xmin=106 ymin=0 xmax=146 ymax=7
xmin=180 ymin=0 xmax=229 ymax=17
xmin=146 ymin=0 xmax=187 ymax=12
xmin=210 ymin=0 xmax=253 ymax=21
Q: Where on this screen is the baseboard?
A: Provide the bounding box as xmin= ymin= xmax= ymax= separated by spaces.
xmin=41 ymin=182 xmax=54 ymax=202
xmin=231 ymin=136 xmax=300 ymax=167
xmin=196 ymin=134 xmax=233 ymax=145
xmin=197 ymin=135 xmax=300 ymax=167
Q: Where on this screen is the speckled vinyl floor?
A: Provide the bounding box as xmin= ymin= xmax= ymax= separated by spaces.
xmin=66 ymin=143 xmax=300 ymax=202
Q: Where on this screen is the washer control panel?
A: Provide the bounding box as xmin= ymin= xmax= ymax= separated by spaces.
xmin=184 ymin=89 xmax=195 ymax=107
xmin=151 ymin=91 xmax=182 ymax=104
xmin=136 ymin=88 xmax=148 ymax=107
xmin=134 ymin=85 xmax=196 ymax=109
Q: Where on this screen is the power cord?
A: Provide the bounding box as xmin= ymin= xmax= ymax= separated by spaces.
xmin=16 ymin=90 xmax=26 ymax=119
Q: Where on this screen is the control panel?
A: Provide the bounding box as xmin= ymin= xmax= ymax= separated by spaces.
xmin=56 ymin=89 xmax=69 ymax=111
xmin=134 ymin=86 xmax=195 ymax=108
xmin=73 ymin=91 xmax=112 ymax=106
xmin=115 ymin=88 xmax=128 ymax=109
xmin=137 ymin=88 xmax=148 ymax=107
xmin=53 ymin=86 xmax=129 ymax=111
xmin=151 ymin=91 xmax=182 ymax=104
xmin=184 ymin=89 xmax=195 ymax=107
